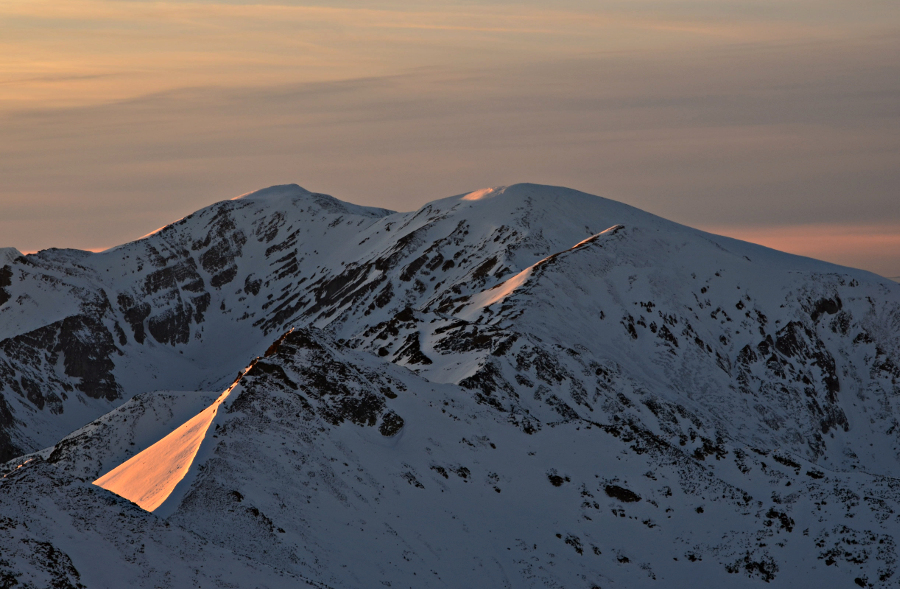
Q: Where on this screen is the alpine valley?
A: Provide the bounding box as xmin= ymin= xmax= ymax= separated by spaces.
xmin=2 ymin=183 xmax=899 ymax=588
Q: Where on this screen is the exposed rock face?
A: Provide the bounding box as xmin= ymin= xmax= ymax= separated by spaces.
xmin=1 ymin=183 xmax=899 ymax=587
xmin=233 ymin=329 xmax=397 ymax=432
xmin=0 ymin=288 xmax=124 ymax=461
xmin=0 ymin=395 xmax=20 ymax=463
xmin=0 ymin=265 xmax=12 ymax=307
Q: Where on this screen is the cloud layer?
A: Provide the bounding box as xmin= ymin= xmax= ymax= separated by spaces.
xmin=1 ymin=1 xmax=898 ymax=275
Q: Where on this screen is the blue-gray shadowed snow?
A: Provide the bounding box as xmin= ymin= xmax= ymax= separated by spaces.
xmin=2 ymin=183 xmax=900 ymax=587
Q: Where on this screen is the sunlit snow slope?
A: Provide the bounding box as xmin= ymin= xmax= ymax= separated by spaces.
xmin=94 ymin=382 xmax=239 ymax=511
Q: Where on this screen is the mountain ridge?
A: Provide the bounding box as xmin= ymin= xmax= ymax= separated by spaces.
xmin=2 ymin=182 xmax=899 ymax=587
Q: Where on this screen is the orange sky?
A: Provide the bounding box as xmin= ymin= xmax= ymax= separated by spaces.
xmin=3 ymin=0 xmax=849 ymax=110
xmin=1 ymin=1 xmax=898 ymax=276
xmin=700 ymin=223 xmax=900 ymax=279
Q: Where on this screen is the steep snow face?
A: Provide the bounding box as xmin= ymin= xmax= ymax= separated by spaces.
xmin=454 ymin=224 xmax=624 ymax=320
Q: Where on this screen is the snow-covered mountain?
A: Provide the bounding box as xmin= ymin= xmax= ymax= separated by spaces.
xmin=2 ymin=183 xmax=899 ymax=587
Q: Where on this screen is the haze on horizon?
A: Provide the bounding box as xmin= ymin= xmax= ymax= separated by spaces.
xmin=1 ymin=0 xmax=898 ymax=277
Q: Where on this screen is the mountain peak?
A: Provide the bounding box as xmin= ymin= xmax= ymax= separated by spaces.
xmin=456 ymin=183 xmax=592 ymax=203
xmin=231 ymin=183 xmax=310 ymax=201
xmin=437 ymin=183 xmax=646 ymax=224
xmin=0 ymin=247 xmax=22 ymax=265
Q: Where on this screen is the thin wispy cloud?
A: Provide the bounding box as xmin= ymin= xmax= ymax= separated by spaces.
xmin=3 ymin=0 xmax=888 ymax=107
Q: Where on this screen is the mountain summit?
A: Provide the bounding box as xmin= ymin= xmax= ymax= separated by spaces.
xmin=2 ymin=183 xmax=899 ymax=587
